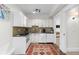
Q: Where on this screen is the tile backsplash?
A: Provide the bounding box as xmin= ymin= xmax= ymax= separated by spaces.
xmin=13 ymin=26 xmax=54 ymax=37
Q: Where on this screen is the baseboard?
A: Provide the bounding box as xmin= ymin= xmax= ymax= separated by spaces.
xmin=67 ymin=48 xmax=79 ymax=52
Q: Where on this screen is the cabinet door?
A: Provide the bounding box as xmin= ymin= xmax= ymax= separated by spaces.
xmin=13 ymin=11 xmax=26 ymax=26
xmin=46 ymin=34 xmax=55 ymax=43
xmin=13 ymin=37 xmax=26 ymax=54
xmin=40 ymin=34 xmax=46 ymax=42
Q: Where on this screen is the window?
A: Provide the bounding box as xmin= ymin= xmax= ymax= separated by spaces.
xmin=0 ymin=9 xmax=4 ymax=20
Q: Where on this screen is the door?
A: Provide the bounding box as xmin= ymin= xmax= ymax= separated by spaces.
xmin=60 ymin=13 xmax=67 ymax=53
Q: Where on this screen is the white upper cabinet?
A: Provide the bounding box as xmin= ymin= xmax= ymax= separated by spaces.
xmin=27 ymin=19 xmax=53 ymax=27
xmin=12 ymin=10 xmax=27 ymax=27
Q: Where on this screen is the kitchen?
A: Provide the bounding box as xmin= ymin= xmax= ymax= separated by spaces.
xmin=12 ymin=12 xmax=55 ymax=54
xmin=0 ymin=4 xmax=65 ymax=55
xmin=1 ymin=4 xmax=79 ymax=55
xmin=10 ymin=4 xmax=59 ymax=54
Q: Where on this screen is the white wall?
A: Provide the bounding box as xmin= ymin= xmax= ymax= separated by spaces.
xmin=53 ymin=5 xmax=79 ymax=52
xmin=66 ymin=6 xmax=79 ymax=51
xmin=0 ymin=12 xmax=13 ymax=54
xmin=27 ymin=19 xmax=53 ymax=27
xmin=53 ymin=12 xmax=67 ymax=52
xmin=0 ymin=5 xmax=26 ymax=54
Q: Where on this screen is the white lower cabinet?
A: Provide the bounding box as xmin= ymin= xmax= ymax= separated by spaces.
xmin=29 ymin=33 xmax=55 ymax=43
xmin=13 ymin=37 xmax=26 ymax=54
xmin=46 ymin=34 xmax=55 ymax=43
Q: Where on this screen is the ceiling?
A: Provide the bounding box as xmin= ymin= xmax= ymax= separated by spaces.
xmin=8 ymin=4 xmax=67 ymax=19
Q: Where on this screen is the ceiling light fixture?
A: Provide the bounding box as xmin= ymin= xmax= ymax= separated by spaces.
xmin=33 ymin=9 xmax=40 ymax=14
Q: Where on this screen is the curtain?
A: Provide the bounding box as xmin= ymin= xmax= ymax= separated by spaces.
xmin=0 ymin=9 xmax=5 ymax=20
